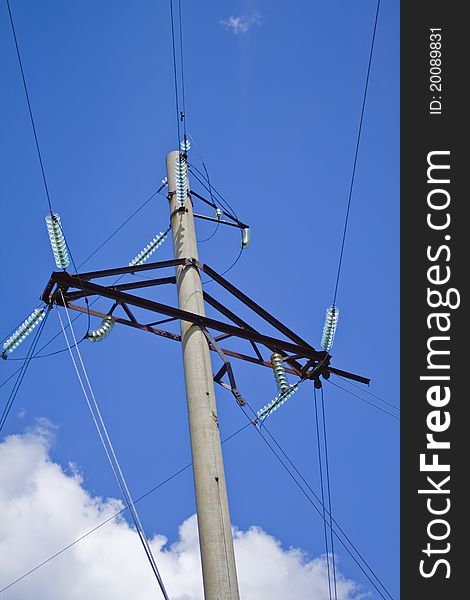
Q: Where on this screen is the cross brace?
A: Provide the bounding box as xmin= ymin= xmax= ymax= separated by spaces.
xmin=41 ymin=258 xmax=370 ymax=386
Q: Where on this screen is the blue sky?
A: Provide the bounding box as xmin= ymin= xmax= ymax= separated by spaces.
xmin=0 ymin=1 xmax=399 ymax=598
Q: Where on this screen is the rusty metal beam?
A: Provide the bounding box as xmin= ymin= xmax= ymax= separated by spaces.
xmin=50 ymin=272 xmax=325 ymax=361
xmin=66 ymin=276 xmax=176 ymax=301
xmin=66 ymin=303 xmax=181 ymax=342
xmin=199 ymin=261 xmax=313 ymax=350
xmin=73 ymin=258 xmax=187 ymax=281
xmin=120 ymin=303 xmax=138 ymax=323
xmin=61 ymin=304 xmax=316 ymax=377
xmin=326 ymin=366 xmax=370 ymax=385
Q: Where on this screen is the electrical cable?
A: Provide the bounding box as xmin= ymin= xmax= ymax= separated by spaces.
xmin=177 ymin=0 xmax=187 ymax=142
xmin=169 ymin=0 xmax=181 ymax=145
xmin=77 ymin=183 xmax=167 ymax=270
xmin=201 ymin=244 xmax=244 ymax=285
xmin=58 ymin=298 xmax=169 ymax=599
xmin=1 ymin=302 xmax=47 ymax=346
xmin=2 ymin=183 xmax=169 ymax=365
xmin=187 ymin=159 xmax=239 ymax=221
xmin=0 ymin=309 xmax=50 ymax=433
xmin=198 ymin=221 xmax=220 ymax=243
xmin=313 ymin=386 xmax=332 ymax=600
xmin=320 ymin=385 xmax=338 ymax=600
xmin=326 ymin=379 xmax=399 ymax=420
xmin=187 ymin=132 xmax=217 ymax=205
xmin=332 ymin=0 xmax=381 ymax=306
xmin=238 ymin=400 xmax=394 ymax=600
xmin=6 ymin=1 xmax=91 ymax=336
xmin=256 ymin=413 xmax=394 ymax=600
xmin=0 ymin=186 xmax=167 ymax=362
xmin=6 ymin=0 xmax=53 ymax=214
xmin=0 ymin=422 xmax=250 ymax=594
xmin=188 ymin=162 xmax=239 ymax=222
xmin=334 ymin=374 xmax=399 ymax=411
xmin=3 ymin=339 xmax=85 ymax=361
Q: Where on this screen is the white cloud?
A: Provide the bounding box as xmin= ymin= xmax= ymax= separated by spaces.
xmin=220 ymin=11 xmax=262 ymax=35
xmin=0 ymin=424 xmax=361 ymax=599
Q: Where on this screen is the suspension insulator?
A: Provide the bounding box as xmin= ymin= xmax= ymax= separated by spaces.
xmin=129 ymin=231 xmax=168 ymax=267
xmin=241 ymin=227 xmax=251 ymax=248
xmin=2 ymin=307 xmax=46 ymax=358
xmin=270 ymin=353 xmax=290 ymax=394
xmin=175 ymin=155 xmax=188 ymax=206
xmin=86 ymin=316 xmax=115 ymax=343
xmin=215 ymin=208 xmax=223 ymax=220
xmin=45 ymin=212 xmax=70 ymax=269
xmin=180 ymin=138 xmax=191 ymax=153
xmin=257 ymin=384 xmax=299 ymax=421
xmin=321 ymin=305 xmax=339 ymax=352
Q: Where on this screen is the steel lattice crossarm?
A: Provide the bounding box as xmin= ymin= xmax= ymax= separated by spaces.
xmin=41 ymin=257 xmax=369 ymax=394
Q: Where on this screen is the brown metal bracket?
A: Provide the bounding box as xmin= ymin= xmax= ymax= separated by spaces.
xmin=201 ymin=327 xmax=246 ymax=406
xmin=41 ymin=257 xmax=369 ymax=385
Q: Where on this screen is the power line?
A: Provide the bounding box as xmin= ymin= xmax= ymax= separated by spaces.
xmin=6 ymin=0 xmax=92 ymax=335
xmin=239 ymin=401 xmax=394 ymax=600
xmin=332 ymin=0 xmax=381 ymax=305
xmin=1 ymin=187 xmax=170 ymax=364
xmin=0 ymin=422 xmax=250 ymax=594
xmin=1 ymin=302 xmax=46 ymax=346
xmin=168 ymin=0 xmax=181 ymax=144
xmin=187 ymin=132 xmax=217 ymax=205
xmin=77 ymin=183 xmax=167 ymax=270
xmin=326 ymin=379 xmax=399 ymax=420
xmin=334 ymin=374 xmax=399 ymax=411
xmin=0 ymin=309 xmax=50 ymax=433
xmin=177 ymin=0 xmax=187 ymax=142
xmin=188 ymin=161 xmax=239 ymax=222
xmin=6 ymin=0 xmax=53 ymax=214
xmin=201 ymin=244 xmax=244 ymax=285
xmin=320 ymin=385 xmax=338 ymax=600
xmin=313 ymin=386 xmax=332 ymax=600
xmin=198 ymin=221 xmax=220 ymax=243
xmin=58 ymin=299 xmax=169 ymax=599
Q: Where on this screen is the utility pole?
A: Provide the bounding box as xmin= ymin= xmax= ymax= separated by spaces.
xmin=166 ymin=150 xmax=240 ymax=600
xmin=40 ymin=151 xmax=368 ymax=600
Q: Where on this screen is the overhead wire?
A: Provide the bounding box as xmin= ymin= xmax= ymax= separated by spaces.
xmin=77 ymin=182 xmax=167 ymax=270
xmin=332 ymin=0 xmax=381 ymax=305
xmin=168 ymin=0 xmax=181 ymax=145
xmin=0 ymin=309 xmax=50 ymax=433
xmin=237 ymin=397 xmax=394 ymax=600
xmin=326 ymin=378 xmax=399 ymax=420
xmin=57 ymin=295 xmax=169 ymax=599
xmin=0 ymin=186 xmax=169 ymax=365
xmin=177 ymin=0 xmax=187 ymax=142
xmin=0 ymin=421 xmax=251 ymax=594
xmin=6 ymin=0 xmax=91 ymax=335
xmin=334 ymin=374 xmax=399 ymax=411
xmin=6 ymin=0 xmax=53 ymax=214
xmin=188 ymin=162 xmax=239 ymax=222
xmin=187 ymin=132 xmax=216 ymax=204
xmin=313 ymin=386 xmax=332 ymax=600
xmin=197 ymin=221 xmax=220 ymax=243
xmin=1 ymin=302 xmax=46 ymax=346
xmin=320 ymin=385 xmax=338 ymax=600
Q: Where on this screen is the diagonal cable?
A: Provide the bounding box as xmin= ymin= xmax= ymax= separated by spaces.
xmin=313 ymin=386 xmax=332 ymax=600
xmin=57 ymin=298 xmax=169 ymax=599
xmin=332 ymin=0 xmax=381 ymax=305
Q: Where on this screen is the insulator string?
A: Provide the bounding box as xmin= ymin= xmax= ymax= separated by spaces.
xmin=0 ymin=308 xmax=50 ymax=433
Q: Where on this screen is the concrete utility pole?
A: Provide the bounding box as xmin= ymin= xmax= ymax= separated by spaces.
xmin=166 ymin=150 xmax=240 ymax=600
